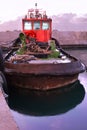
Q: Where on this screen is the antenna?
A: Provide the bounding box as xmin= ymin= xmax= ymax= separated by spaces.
xmin=35 ymin=3 xmax=37 ymax=9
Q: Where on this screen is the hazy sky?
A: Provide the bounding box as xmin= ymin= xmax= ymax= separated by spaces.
xmin=0 ymin=0 xmax=87 ymax=22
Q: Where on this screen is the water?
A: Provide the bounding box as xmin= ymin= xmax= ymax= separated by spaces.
xmin=65 ymin=48 xmax=87 ymax=67
xmin=7 ymin=49 xmax=87 ymax=130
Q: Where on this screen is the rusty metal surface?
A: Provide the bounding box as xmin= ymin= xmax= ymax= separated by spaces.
xmin=5 ymin=73 xmax=78 ymax=90
xmin=5 ymin=59 xmax=85 ymax=75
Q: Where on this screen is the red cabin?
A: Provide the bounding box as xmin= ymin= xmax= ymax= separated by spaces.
xmin=22 ymin=3 xmax=52 ymax=44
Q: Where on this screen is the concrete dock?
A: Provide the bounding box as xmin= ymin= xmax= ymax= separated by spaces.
xmin=0 ymin=88 xmax=19 ymax=130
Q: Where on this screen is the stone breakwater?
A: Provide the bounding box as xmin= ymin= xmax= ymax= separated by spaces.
xmin=52 ymin=30 xmax=87 ymax=45
xmin=0 ymin=30 xmax=87 ymax=46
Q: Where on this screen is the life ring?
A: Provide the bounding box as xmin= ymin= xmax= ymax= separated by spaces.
xmin=25 ymin=31 xmax=36 ymax=38
xmin=25 ymin=31 xmax=36 ymax=43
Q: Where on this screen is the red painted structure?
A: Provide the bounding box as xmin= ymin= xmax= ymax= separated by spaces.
xmin=22 ymin=3 xmax=52 ymax=43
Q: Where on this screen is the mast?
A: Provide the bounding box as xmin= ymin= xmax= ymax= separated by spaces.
xmin=35 ymin=3 xmax=37 ymax=9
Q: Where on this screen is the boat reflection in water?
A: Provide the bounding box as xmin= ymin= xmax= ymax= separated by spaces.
xmin=7 ymin=80 xmax=85 ymax=116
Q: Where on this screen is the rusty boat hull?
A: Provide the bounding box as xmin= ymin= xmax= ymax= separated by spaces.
xmin=4 ymin=53 xmax=85 ymax=91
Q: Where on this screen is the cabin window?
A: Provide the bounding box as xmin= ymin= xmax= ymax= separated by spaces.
xmin=42 ymin=22 xmax=49 ymax=30
xmin=24 ymin=21 xmax=32 ymax=30
xmin=34 ymin=21 xmax=40 ymax=30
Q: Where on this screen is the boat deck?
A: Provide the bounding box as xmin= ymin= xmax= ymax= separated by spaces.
xmin=27 ymin=58 xmax=72 ymax=64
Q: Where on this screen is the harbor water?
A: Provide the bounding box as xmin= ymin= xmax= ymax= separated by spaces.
xmin=7 ymin=48 xmax=87 ymax=130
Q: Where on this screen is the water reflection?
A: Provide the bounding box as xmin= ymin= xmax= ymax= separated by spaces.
xmin=7 ymin=80 xmax=85 ymax=116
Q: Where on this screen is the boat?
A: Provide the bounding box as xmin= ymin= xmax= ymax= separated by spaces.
xmin=4 ymin=3 xmax=85 ymax=91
